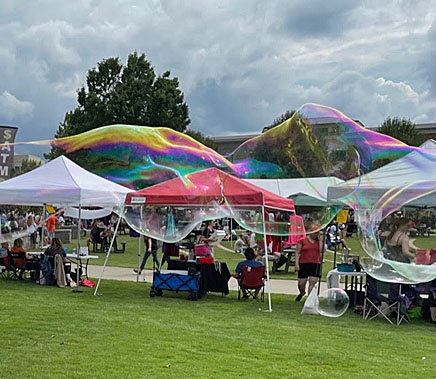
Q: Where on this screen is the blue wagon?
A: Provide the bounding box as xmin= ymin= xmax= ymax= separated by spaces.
xmin=150 ymin=270 xmax=201 ymax=300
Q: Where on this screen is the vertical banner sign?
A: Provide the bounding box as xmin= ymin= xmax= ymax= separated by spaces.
xmin=0 ymin=126 xmax=18 ymax=179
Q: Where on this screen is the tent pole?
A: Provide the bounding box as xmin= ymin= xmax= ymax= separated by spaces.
xmin=262 ymin=205 xmax=272 ymax=313
xmin=229 ymin=218 xmax=233 ymax=247
xmin=136 ymin=235 xmax=141 ymax=282
xmin=73 ymin=204 xmax=83 ymax=293
xmin=318 ymin=227 xmax=327 ymax=295
xmin=94 ymin=215 xmax=122 ymax=296
xmin=333 ymin=227 xmax=338 ymax=269
xmin=136 ymin=204 xmax=143 ymax=281
xmin=40 ymin=203 xmax=46 ymax=249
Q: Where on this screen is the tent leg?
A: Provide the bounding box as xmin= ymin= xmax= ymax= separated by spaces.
xmin=136 ymin=235 xmax=141 ymax=282
xmin=318 ymin=228 xmax=327 ymax=295
xmin=262 ymin=205 xmax=272 ymax=313
xmin=40 ymin=204 xmax=46 ymax=249
xmin=94 ymin=215 xmax=122 ymax=296
xmin=73 ymin=205 xmax=83 ymax=293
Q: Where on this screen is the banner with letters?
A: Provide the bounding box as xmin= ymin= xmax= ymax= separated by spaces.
xmin=0 ymin=126 xmax=18 ymax=180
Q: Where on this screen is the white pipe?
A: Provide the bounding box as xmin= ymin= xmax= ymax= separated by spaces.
xmin=136 ymin=234 xmax=141 ymax=282
xmin=262 ymin=205 xmax=272 ymax=312
xmin=40 ymin=204 xmax=46 ymax=249
xmin=94 ymin=215 xmax=122 ymax=296
xmin=73 ymin=204 xmax=82 ymax=293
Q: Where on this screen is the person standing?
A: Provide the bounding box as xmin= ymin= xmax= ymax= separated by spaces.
xmin=200 ymin=220 xmax=217 ymax=256
xmin=134 ymin=236 xmax=159 ymax=274
xmin=295 ymin=224 xmax=323 ymax=301
xmin=26 ymin=215 xmax=37 ymax=248
xmin=45 ymin=213 xmax=58 ymax=242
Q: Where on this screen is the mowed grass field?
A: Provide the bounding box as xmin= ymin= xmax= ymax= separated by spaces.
xmin=1 ymin=278 xmax=435 ymax=379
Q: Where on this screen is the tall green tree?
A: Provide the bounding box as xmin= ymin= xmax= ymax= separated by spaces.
xmin=263 ymin=110 xmax=296 ymax=132
xmin=11 ymin=158 xmax=42 ymax=177
xmin=45 ymin=52 xmax=191 ymax=160
xmin=186 ymin=129 xmax=218 ymax=150
xmin=378 ymin=117 xmax=424 ymax=146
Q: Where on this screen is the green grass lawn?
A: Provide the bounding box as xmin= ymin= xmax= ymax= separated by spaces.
xmin=1 ymin=278 xmax=435 ymax=379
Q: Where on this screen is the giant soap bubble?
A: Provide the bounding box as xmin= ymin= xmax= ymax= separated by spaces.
xmin=6 ymin=103 xmax=436 ymax=282
xmin=318 ymin=288 xmax=349 ymax=317
xmin=45 ymin=102 xmax=414 ymax=236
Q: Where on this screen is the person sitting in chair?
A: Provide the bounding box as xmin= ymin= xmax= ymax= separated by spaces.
xmin=233 ymin=248 xmax=264 ymax=299
xmin=327 ymin=222 xmax=351 ymax=252
xmin=44 ymin=237 xmax=73 ymax=286
xmin=200 ymin=220 xmax=217 ymax=257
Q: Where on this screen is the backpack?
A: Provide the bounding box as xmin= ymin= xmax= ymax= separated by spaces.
xmin=41 ymin=255 xmax=55 ymax=285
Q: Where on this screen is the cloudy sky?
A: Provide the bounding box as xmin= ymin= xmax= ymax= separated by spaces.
xmin=0 ymin=0 xmax=434 ymax=155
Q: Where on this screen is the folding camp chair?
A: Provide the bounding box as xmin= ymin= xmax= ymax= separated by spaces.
xmin=0 ymin=250 xmax=15 ymax=279
xmin=363 ymin=274 xmax=408 ymax=326
xmin=238 ymin=265 xmax=265 ymax=301
xmin=9 ymin=251 xmax=28 ymax=280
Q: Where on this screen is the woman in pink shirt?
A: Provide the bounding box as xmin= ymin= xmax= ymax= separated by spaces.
xmin=295 ymin=224 xmax=323 ymax=301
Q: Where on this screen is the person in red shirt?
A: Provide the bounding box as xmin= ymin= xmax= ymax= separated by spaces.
xmin=295 ymin=224 xmax=323 ymax=301
xmin=45 ymin=214 xmax=58 ymax=241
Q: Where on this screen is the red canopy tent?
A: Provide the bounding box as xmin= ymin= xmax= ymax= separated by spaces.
xmin=123 ymin=168 xmax=295 ymax=312
xmin=125 ymin=167 xmax=295 ymax=212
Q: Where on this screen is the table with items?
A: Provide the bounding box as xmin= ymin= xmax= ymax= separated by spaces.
xmin=66 ymin=253 xmax=99 ymax=278
xmin=167 ymin=259 xmax=231 ymax=295
xmin=326 ymin=268 xmax=366 ymax=307
xmin=27 ymin=251 xmax=99 ymax=279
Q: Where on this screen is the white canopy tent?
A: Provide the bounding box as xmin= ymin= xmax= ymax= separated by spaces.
xmin=0 ymin=155 xmax=132 ymax=206
xmin=64 ymin=206 xmax=113 ymax=220
xmin=245 ymin=177 xmax=343 ymax=207
xmin=326 ymin=140 xmax=436 ymax=284
xmin=0 ymin=155 xmax=133 ymax=291
xmin=327 ymin=140 xmax=436 ymax=208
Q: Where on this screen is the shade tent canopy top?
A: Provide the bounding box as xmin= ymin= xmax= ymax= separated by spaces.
xmin=0 ymin=155 xmax=133 ymax=206
xmin=63 ymin=206 xmax=113 ymax=220
xmin=245 ymin=177 xmax=343 ymax=206
xmin=125 ymin=168 xmax=295 ymax=212
xmin=327 ymin=140 xmax=436 ymax=207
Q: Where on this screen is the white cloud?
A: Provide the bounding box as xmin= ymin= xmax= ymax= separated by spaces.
xmin=0 ymin=91 xmax=34 ymax=122
xmin=0 ymin=0 xmax=433 ymax=144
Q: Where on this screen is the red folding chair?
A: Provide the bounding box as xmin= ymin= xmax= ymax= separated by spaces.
xmin=238 ymin=265 xmax=265 ymax=301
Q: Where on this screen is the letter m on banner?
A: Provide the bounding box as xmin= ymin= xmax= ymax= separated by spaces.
xmin=0 ymin=126 xmax=18 ymax=180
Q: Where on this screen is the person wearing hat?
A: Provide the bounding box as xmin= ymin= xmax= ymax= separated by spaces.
xmin=295 ymin=224 xmax=323 ymax=301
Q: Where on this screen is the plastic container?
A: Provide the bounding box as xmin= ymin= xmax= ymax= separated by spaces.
xmin=337 ymin=263 xmax=355 ymax=272
xmin=198 ymin=257 xmax=214 ymax=264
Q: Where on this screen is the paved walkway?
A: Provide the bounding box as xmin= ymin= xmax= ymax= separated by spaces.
xmin=88 ymin=265 xmax=331 ymax=295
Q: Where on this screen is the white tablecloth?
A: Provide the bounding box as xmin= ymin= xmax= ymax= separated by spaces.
xmin=326 ymin=268 xmax=365 ymax=289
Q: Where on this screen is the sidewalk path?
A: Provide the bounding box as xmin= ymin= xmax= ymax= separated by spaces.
xmin=88 ymin=265 xmax=331 ymax=295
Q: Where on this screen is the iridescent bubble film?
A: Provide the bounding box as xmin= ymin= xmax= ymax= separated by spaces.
xmin=317 ymin=288 xmax=349 ymax=317
xmin=6 ymin=103 xmax=436 ymax=283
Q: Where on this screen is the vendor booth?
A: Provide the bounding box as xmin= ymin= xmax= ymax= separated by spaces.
xmin=98 ymin=167 xmax=296 ymax=311
xmin=0 ymin=155 xmax=133 ymax=291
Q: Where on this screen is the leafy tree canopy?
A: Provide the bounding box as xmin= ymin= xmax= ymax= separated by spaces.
xmin=378 ymin=117 xmax=424 ymax=147
xmin=263 ymin=110 xmax=296 ymax=132
xmin=45 ymin=52 xmax=192 ymax=160
xmin=12 ymin=158 xmax=42 ymax=177
xmin=186 ymin=129 xmax=218 ymax=150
